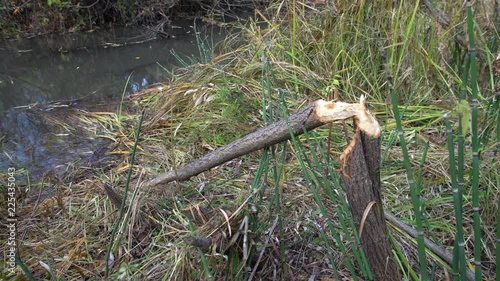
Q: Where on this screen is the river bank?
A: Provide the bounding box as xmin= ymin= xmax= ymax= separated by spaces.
xmin=1 ymin=1 xmax=499 ymax=280
xmin=1 ymin=0 xmax=261 ymax=39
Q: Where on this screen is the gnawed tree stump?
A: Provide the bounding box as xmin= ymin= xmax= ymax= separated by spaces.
xmin=142 ymin=96 xmax=400 ymax=279
xmin=340 ymin=129 xmax=402 ymax=280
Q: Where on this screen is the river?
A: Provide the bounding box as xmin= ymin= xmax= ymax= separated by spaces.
xmin=0 ymin=20 xmax=226 ymax=111
xmin=0 ymin=20 xmax=228 ymax=183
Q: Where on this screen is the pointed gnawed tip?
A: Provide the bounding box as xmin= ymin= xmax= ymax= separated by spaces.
xmin=360 ymin=95 xmax=366 ymax=106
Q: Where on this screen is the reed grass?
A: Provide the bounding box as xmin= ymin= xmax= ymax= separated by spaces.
xmin=283 ymin=116 xmax=365 ymax=280
xmin=174 ymin=197 xmax=214 ymax=280
xmin=105 ymin=109 xmax=144 ymax=276
xmin=381 ymin=43 xmax=429 ymax=280
xmin=3 ymin=1 xmax=499 ymax=280
xmin=466 ymin=2 xmax=483 ymax=279
xmin=444 ymin=114 xmax=466 ymax=280
xmin=497 ymin=190 xmax=500 ymax=281
xmin=15 ymin=256 xmax=36 ymax=281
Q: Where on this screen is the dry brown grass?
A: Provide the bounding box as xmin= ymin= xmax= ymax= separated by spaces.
xmin=1 ymin=1 xmax=498 ymax=280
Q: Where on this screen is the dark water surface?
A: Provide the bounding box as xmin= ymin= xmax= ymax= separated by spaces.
xmin=0 ymin=21 xmax=226 ymax=111
xmin=0 ymin=21 xmax=228 ymax=183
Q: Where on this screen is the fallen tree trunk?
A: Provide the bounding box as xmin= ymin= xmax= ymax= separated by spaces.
xmin=142 ymin=96 xmax=403 ymax=279
xmin=143 ymin=97 xmax=380 ymax=189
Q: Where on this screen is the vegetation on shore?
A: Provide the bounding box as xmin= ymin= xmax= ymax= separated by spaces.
xmin=0 ymin=0 xmax=259 ymax=38
xmin=1 ymin=0 xmax=499 ymax=280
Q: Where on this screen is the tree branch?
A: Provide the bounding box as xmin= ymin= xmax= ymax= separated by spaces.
xmin=384 ymin=211 xmax=475 ymax=281
xmin=142 ymin=97 xmax=380 ymax=189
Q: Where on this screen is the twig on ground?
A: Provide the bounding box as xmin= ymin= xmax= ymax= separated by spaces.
xmin=143 ymin=97 xmax=379 ymax=189
xmin=248 ymin=215 xmax=280 ymax=281
xmin=384 ymin=211 xmax=475 ymax=281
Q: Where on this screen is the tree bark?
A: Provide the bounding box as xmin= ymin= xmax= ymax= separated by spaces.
xmin=340 ymin=129 xmax=401 ymax=280
xmin=143 ymin=102 xmax=321 ymax=188
xmin=140 ymin=96 xmax=402 ymax=279
xmin=143 ymin=98 xmax=380 ymax=189
xmin=384 ymin=211 xmax=475 ymax=281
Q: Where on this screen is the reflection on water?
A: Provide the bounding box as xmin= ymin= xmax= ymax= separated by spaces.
xmin=0 ymin=21 xmax=227 ymax=183
xmin=0 ymin=21 xmax=225 ymax=111
xmin=0 ymin=106 xmax=119 ymax=183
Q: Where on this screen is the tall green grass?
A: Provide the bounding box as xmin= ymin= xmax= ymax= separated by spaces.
xmin=381 ymin=43 xmax=429 ymax=280
xmin=277 ymin=0 xmax=493 ymax=278
xmin=8 ymin=2 xmax=499 ymax=280
xmin=222 ymin=0 xmax=497 ymax=279
xmin=465 ymin=1 xmax=482 ymax=279
xmin=102 ymin=1 xmax=498 ymax=279
xmin=105 ymin=110 xmax=144 ymax=276
xmin=171 ymin=23 xmax=214 ymax=67
xmin=444 ymin=114 xmax=466 ymax=280
xmin=497 ymin=188 xmax=500 ymax=281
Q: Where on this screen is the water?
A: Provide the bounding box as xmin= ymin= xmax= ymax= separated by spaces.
xmin=0 ymin=21 xmax=225 ymax=111
xmin=0 ymin=21 xmax=227 ymax=183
